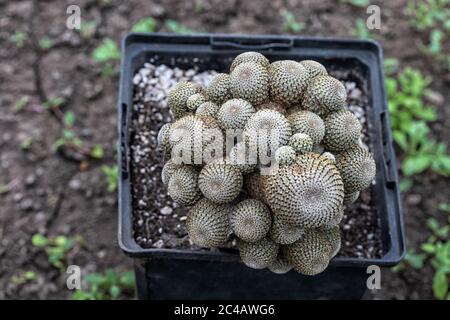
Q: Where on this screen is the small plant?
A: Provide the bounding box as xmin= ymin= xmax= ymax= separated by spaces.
xmin=164 ymin=20 xmax=196 ymax=34
xmin=407 ymin=0 xmax=450 ymax=70
xmin=132 ymin=17 xmax=157 ymax=33
xmin=421 ymin=211 xmax=450 ymax=300
xmin=20 ymin=138 xmax=33 ymax=150
xmin=102 ymin=165 xmax=118 ymax=192
xmin=339 ymin=0 xmax=369 ymax=7
xmin=92 ymin=38 xmax=121 ymax=63
xmin=14 ymin=96 xmax=30 ymax=112
xmin=391 ymin=249 xmax=427 ymax=272
xmin=52 ymin=111 xmax=104 ymax=159
xmin=10 ymin=31 xmax=27 ymax=48
xmin=12 ymin=271 xmax=38 ymax=285
xmin=72 ymin=269 xmax=135 ymax=300
xmin=282 ymin=11 xmax=305 ymax=33
xmin=44 ymin=97 xmax=65 ymax=109
xmin=352 ymin=18 xmax=373 ymax=39
xmin=39 ymin=36 xmax=53 ymax=50
xmin=32 ymin=234 xmax=84 ymax=271
xmin=406 ymin=0 xmax=450 ymax=31
xmin=386 ymin=67 xmax=450 ymax=185
xmin=90 ymin=144 xmax=104 ymax=159
xmin=79 ymin=21 xmax=97 ymax=39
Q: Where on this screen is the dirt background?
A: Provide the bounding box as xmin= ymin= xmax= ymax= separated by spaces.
xmin=0 ymin=0 xmax=449 ymax=299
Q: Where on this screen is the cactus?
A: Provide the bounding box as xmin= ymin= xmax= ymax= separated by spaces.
xmin=158 ymin=52 xmax=376 ymax=276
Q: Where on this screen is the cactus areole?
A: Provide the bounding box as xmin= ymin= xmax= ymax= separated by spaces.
xmin=158 ymin=52 xmax=376 ymax=276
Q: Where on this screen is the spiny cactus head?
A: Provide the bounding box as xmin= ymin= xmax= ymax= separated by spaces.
xmin=217 ymin=98 xmax=255 ymax=130
xmin=161 ymin=159 xmax=183 ymax=185
xmin=300 ymin=60 xmax=328 ymax=79
xmin=239 ymin=237 xmax=279 ymax=269
xmin=230 ymin=61 xmax=269 ymax=105
xmin=186 ymin=198 xmax=231 ymax=248
xmin=243 ymin=172 xmax=266 ymax=203
xmin=230 ymin=51 xmax=270 ymax=72
xmin=186 ymin=93 xmax=208 ymax=111
xmin=335 ymin=145 xmax=376 ymax=193
xmin=323 ymin=206 xmax=344 ymax=228
xmin=302 ymin=76 xmax=347 ymax=116
xmin=230 ymin=199 xmax=272 ymax=242
xmin=283 ymin=228 xmax=333 ymax=275
xmin=256 ymin=101 xmax=286 ymax=115
xmin=321 ymin=151 xmax=336 ymax=163
xmin=262 ymin=152 xmax=344 ymax=228
xmin=168 ymin=81 xmax=202 ymax=119
xmin=206 ymin=73 xmax=232 ymax=104
xmin=198 ymin=160 xmax=243 ymax=204
xmin=288 ymin=133 xmax=313 ymax=155
xmin=343 ymin=191 xmax=360 ymax=204
xmin=195 ymin=101 xmax=220 ymax=117
xmin=268 ymin=254 xmax=293 ymax=274
xmin=229 ymin=141 xmax=258 ymax=174
xmin=167 ymin=166 xmax=202 ymax=206
xmin=320 ymin=225 xmax=341 ymax=258
xmin=274 ymin=146 xmax=296 ymax=165
xmin=269 ymin=60 xmax=309 ymax=106
xmin=287 ymin=110 xmax=325 ymax=145
xmin=244 ymin=110 xmax=292 ymax=157
xmin=323 ymin=110 xmax=362 ymax=151
xmin=157 ymin=123 xmax=173 ymax=157
xmin=269 ymin=216 xmax=305 ymax=245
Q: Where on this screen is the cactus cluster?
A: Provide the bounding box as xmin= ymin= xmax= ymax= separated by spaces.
xmin=158 ymin=52 xmax=376 ymax=276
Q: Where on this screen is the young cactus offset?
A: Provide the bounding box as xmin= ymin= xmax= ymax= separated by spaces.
xmin=158 ymin=52 xmax=376 ymax=276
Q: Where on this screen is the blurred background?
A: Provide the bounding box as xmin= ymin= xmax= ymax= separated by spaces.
xmin=0 ymin=0 xmax=449 ymax=300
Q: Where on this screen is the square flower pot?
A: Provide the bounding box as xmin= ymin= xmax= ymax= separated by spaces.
xmin=117 ymin=33 xmax=406 ymax=300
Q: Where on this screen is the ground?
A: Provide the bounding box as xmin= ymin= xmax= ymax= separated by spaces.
xmin=0 ymin=0 xmax=448 ymax=300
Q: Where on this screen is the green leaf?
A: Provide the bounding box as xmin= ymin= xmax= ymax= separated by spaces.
xmin=282 ymin=12 xmax=305 ymax=33
xmin=433 ymin=270 xmax=449 ymax=300
xmin=39 ymin=37 xmax=53 ymax=50
xmin=120 ymin=271 xmax=136 ymax=288
xmin=91 ymin=145 xmax=104 ymax=159
xmin=393 ymin=131 xmax=408 ymax=152
xmin=427 ymin=218 xmax=440 ymax=232
xmin=399 ymin=178 xmax=413 ymax=192
xmin=384 ymin=58 xmax=399 ymax=76
xmin=340 ymin=0 xmax=369 ymax=7
xmin=132 ymin=18 xmax=157 ymax=33
xmin=44 ymin=97 xmax=65 ymax=108
xmin=79 ymin=21 xmax=97 ymax=39
xmin=92 ymin=38 xmax=120 ymax=63
xmin=164 ymin=20 xmax=196 ymax=34
xmin=353 ymin=18 xmax=372 ymax=39
xmin=402 ymin=155 xmax=432 ymax=176
xmin=10 ymin=31 xmax=27 ymax=47
xmin=109 ymin=285 xmax=121 ymax=299
xmin=404 ymin=250 xmax=427 ymax=269
xmin=421 ymin=242 xmax=436 ymax=254
xmin=32 ymin=234 xmax=48 ymax=247
xmin=63 ymin=129 xmax=76 ymax=140
xmin=437 ymin=203 xmax=450 ymax=213
xmin=64 ymin=111 xmax=75 ymax=126
xmin=14 ymin=96 xmax=29 ymax=112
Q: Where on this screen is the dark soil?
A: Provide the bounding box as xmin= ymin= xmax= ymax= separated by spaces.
xmin=129 ymin=62 xmax=383 ymax=259
xmin=1 ymin=0 xmax=449 ymax=300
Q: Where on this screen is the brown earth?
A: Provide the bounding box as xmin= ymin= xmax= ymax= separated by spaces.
xmin=0 ymin=0 xmax=449 ymax=299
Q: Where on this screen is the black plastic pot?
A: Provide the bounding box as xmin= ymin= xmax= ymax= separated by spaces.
xmin=117 ymin=33 xmax=406 ymax=300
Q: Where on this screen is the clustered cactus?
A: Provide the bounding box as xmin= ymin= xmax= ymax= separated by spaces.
xmin=158 ymin=52 xmax=376 ymax=276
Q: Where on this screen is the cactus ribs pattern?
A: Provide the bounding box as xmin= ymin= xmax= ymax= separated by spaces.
xmin=158 ymin=52 xmax=376 ymax=275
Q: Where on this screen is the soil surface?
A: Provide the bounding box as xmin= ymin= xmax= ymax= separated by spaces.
xmin=1 ymin=0 xmax=449 ymax=300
